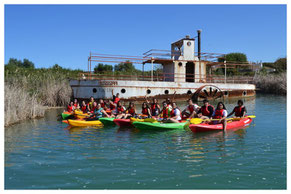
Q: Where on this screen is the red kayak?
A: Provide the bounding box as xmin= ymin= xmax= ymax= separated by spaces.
xmin=113 ymin=119 xmax=133 ymax=127
xmin=189 ymin=117 xmax=252 ymax=133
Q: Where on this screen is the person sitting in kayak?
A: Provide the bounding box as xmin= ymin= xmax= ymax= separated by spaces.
xmin=90 ymin=102 xmax=98 ymax=113
xmin=99 ymin=99 xmax=105 ymax=108
xmin=87 ymin=96 xmax=95 ymax=112
xmin=123 ymin=102 xmax=136 ymax=119
xmin=227 ymin=100 xmax=247 ymax=118
xmin=165 ymin=102 xmax=182 ymax=123
xmin=86 ymin=103 xmax=111 ymax=121
xmin=73 ymin=99 xmax=78 ymax=108
xmin=159 ymin=101 xmax=172 ymax=119
xmin=212 ymin=102 xmax=228 ymax=131
xmin=141 ymin=102 xmax=152 ymax=118
xmin=150 ymin=98 xmax=161 ymax=117
xmin=115 ymin=101 xmax=126 ymax=119
xmin=112 ymin=90 xmax=120 ymax=104
xmin=182 ymin=99 xmax=200 ymax=118
xmin=197 ymin=99 xmax=214 ymax=120
xmin=166 ymin=98 xmax=173 ymax=109
xmin=67 ymin=102 xmax=74 ymax=113
xmin=81 ymin=101 xmax=88 ymax=113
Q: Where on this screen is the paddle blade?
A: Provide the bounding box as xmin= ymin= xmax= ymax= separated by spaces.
xmin=190 ymin=118 xmax=203 ymax=124
xmin=247 ymin=115 xmax=256 ymax=118
xmin=144 ymin=118 xmax=157 ymax=123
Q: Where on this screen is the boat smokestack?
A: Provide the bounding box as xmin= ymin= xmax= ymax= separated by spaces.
xmin=197 ymin=30 xmax=202 ymax=60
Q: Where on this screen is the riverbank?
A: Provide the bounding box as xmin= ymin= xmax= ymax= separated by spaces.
xmin=254 ymin=73 xmax=286 ymax=95
xmin=4 ymin=65 xmax=80 ymax=126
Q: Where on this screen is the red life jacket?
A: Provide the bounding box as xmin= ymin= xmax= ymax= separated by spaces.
xmin=101 ymin=103 xmax=105 ymax=108
xmin=110 ymin=103 xmax=116 ymax=110
xmin=162 ymin=108 xmax=169 ymax=119
xmin=74 ymin=103 xmax=78 ymax=108
xmin=114 ymin=97 xmax=120 ymax=104
xmin=67 ymin=105 xmax=73 ymax=112
xmin=188 ymin=105 xmax=195 ymax=114
xmin=151 ymin=103 xmax=159 ymax=115
xmin=213 ymin=109 xmax=224 ymax=119
xmin=142 ymin=108 xmax=149 ymax=115
xmin=128 ymin=108 xmax=135 ymax=115
xmin=170 ymin=109 xmax=175 ymax=117
xmin=91 ymin=106 xmax=97 ymax=113
xmin=81 ymin=105 xmax=87 ymax=112
xmin=117 ymin=106 xmax=125 ymax=113
xmin=201 ymin=105 xmax=213 ymax=117
xmin=234 ymin=106 xmax=243 ymax=117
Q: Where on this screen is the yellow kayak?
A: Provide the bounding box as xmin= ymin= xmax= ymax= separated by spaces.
xmin=130 ymin=117 xmax=144 ymax=122
xmin=75 ymin=113 xmax=90 ymax=119
xmin=67 ymin=119 xmax=102 ymax=127
xmin=130 ymin=117 xmax=158 ymax=123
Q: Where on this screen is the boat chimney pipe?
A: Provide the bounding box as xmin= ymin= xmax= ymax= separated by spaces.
xmin=197 ymin=30 xmax=202 ymax=60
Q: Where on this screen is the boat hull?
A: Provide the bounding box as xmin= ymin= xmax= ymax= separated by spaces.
xmin=189 ymin=118 xmax=252 ymax=133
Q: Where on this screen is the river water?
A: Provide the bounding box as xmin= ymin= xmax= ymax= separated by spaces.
xmin=5 ymin=94 xmax=286 ymax=189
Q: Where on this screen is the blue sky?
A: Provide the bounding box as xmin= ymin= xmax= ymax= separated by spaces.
xmin=5 ymin=4 xmax=286 ymax=71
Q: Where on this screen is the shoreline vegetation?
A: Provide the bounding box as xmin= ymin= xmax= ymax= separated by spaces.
xmin=5 ymin=60 xmax=81 ymax=126
xmin=5 ymin=58 xmax=286 ymax=127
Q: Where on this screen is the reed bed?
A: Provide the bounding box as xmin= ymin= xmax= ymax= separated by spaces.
xmin=5 ymin=66 xmax=78 ymax=126
xmin=254 ymin=73 xmax=286 ymax=95
xmin=5 ymin=83 xmax=45 ymax=126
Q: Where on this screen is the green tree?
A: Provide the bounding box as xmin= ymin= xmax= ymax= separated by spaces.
xmin=114 ymin=61 xmax=136 ymax=72
xmin=217 ymin=53 xmax=248 ymax=76
xmin=6 ymin=58 xmax=22 ymax=67
xmin=218 ymin=53 xmax=248 ymax=63
xmin=94 ymin=63 xmax=113 ymax=74
xmin=274 ymin=57 xmax=286 ymax=73
xmin=5 ymin=58 xmax=34 ymax=68
xmin=22 ymin=59 xmax=35 ymax=68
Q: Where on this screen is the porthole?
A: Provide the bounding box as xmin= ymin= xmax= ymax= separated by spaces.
xmin=178 ymin=62 xmax=183 ymax=67
xmin=93 ymin=88 xmax=97 ymax=93
xmin=243 ymin=91 xmax=247 ymax=96
xmin=147 ymin=89 xmax=151 ymax=94
xmin=164 ymin=90 xmax=169 ymax=95
xmin=187 ymin=90 xmax=192 ymax=95
xmin=121 ymin=88 xmax=126 ymax=93
xmin=224 ymin=91 xmax=228 ymax=96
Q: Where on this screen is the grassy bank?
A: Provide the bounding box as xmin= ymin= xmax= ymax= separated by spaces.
xmin=5 ymin=65 xmax=81 ymax=126
xmin=254 ymin=73 xmax=286 ymax=95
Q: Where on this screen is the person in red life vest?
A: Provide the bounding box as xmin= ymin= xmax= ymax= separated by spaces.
xmin=73 ymin=99 xmax=78 ymax=108
xmin=67 ymin=102 xmax=74 ymax=113
xmin=90 ymin=102 xmax=98 ymax=113
xmin=212 ymin=102 xmax=228 ymax=131
xmin=166 ymin=98 xmax=173 ymax=109
xmin=87 ymin=96 xmax=95 ymax=112
xmin=112 ymin=90 xmax=120 ymax=104
xmin=182 ymin=99 xmax=200 ymax=118
xmin=115 ymin=101 xmax=126 ymax=119
xmin=159 ymin=101 xmax=171 ymax=119
xmin=81 ymin=101 xmax=88 ymax=113
xmin=141 ymin=102 xmax=152 ymax=118
xmin=197 ymin=99 xmax=214 ymax=120
xmin=164 ymin=102 xmax=182 ymax=123
xmin=86 ymin=103 xmax=112 ymax=121
xmin=150 ymin=98 xmax=161 ymax=117
xmin=228 ymin=100 xmax=247 ymax=118
xmin=98 ymin=99 xmax=105 ymax=108
xmin=122 ymin=102 xmax=137 ymax=119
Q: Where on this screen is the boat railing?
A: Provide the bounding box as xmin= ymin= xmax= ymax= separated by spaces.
xmin=77 ymin=72 xmax=255 ymax=84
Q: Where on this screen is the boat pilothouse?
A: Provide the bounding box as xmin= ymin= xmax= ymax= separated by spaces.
xmin=70 ymin=30 xmax=255 ymax=102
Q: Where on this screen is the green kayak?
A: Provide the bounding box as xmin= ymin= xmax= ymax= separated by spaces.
xmin=132 ymin=121 xmax=186 ymax=130
xmin=61 ymin=112 xmax=72 ymax=120
xmin=99 ymin=117 xmax=115 ymax=126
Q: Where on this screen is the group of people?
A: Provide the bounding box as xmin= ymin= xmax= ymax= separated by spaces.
xmin=65 ymin=91 xmax=247 ymax=129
